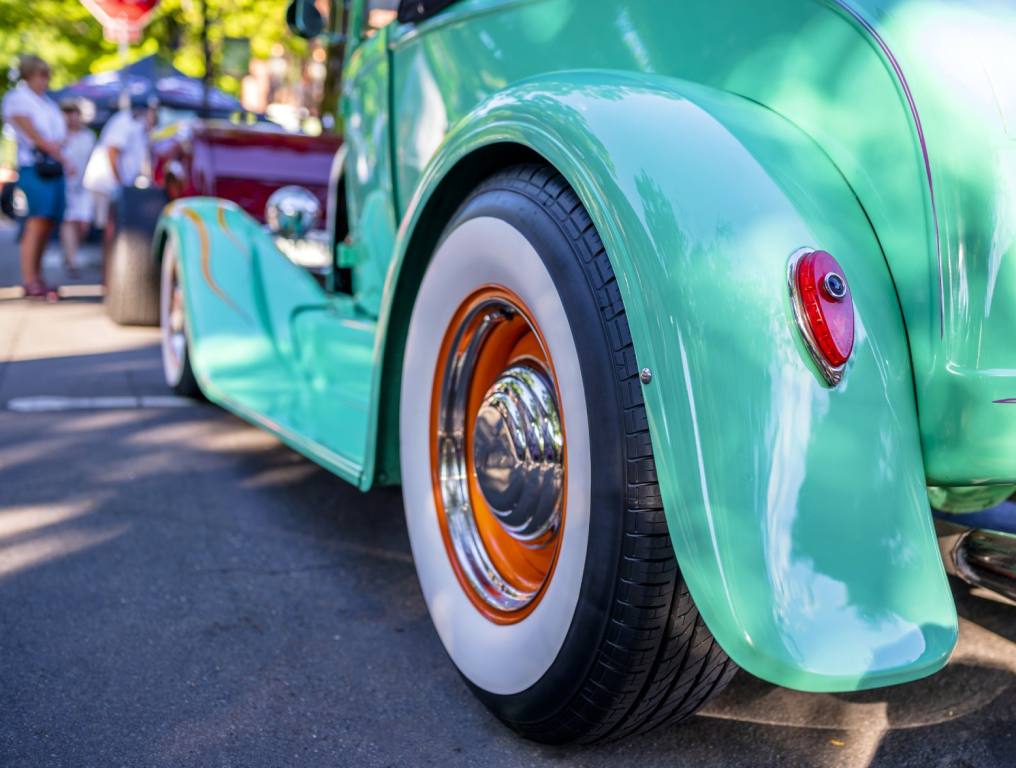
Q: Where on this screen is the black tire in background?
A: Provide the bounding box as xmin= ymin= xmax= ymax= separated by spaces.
xmin=402 ymin=164 xmax=737 ymax=744
xmin=106 ymin=229 xmax=160 ymax=325
xmin=104 ymin=187 xmax=168 ymax=326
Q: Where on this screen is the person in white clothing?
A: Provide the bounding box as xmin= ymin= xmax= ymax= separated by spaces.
xmin=1 ymin=55 xmax=67 ymax=298
xmin=59 ymin=99 xmax=96 ymax=277
xmin=91 ymin=94 xmax=157 ymax=223
xmin=90 ymin=94 xmax=157 ymax=271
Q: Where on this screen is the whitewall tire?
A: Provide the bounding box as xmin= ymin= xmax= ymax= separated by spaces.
xmin=399 ymin=165 xmax=736 ymax=743
xmin=159 ymin=239 xmax=201 ymax=398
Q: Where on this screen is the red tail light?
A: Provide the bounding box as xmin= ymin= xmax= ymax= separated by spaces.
xmin=789 ymin=249 xmax=854 ymax=386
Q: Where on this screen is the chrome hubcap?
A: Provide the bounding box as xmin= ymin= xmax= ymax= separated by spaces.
xmin=473 ymin=366 xmax=563 ymax=541
xmin=436 ymin=297 xmax=564 ymax=613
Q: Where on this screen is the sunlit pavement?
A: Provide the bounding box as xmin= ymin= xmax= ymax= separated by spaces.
xmin=0 ymin=220 xmax=1014 ymax=768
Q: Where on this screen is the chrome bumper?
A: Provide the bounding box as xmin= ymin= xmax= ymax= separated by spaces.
xmin=940 ymin=523 xmax=1016 ymax=604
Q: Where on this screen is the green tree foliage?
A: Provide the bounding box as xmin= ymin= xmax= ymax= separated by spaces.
xmin=0 ymin=0 xmax=111 ymax=94
xmin=145 ymin=0 xmax=306 ymax=91
xmin=0 ymin=0 xmax=304 ymax=99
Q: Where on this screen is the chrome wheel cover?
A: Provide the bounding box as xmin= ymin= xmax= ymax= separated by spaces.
xmin=436 ymin=297 xmax=564 ymax=613
xmin=473 ymin=365 xmax=564 ymax=540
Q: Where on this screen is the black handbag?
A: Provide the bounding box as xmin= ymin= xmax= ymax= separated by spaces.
xmin=31 ymin=148 xmax=63 ymax=180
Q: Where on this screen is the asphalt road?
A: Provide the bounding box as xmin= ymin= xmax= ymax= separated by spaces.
xmin=1 ymin=221 xmax=1014 ymax=768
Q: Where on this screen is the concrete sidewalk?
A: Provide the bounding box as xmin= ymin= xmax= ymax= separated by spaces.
xmin=0 ymin=217 xmax=104 ymax=292
xmin=0 ymin=220 xmax=164 ymax=405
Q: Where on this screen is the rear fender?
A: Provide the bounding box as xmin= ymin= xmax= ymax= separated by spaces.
xmin=380 ymin=71 xmax=957 ymax=691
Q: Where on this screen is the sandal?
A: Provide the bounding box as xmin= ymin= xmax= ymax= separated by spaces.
xmin=23 ymin=280 xmax=59 ymax=302
xmin=22 ymin=280 xmax=46 ymax=299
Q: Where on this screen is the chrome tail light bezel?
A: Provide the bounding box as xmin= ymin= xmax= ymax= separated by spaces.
xmin=787 ymin=247 xmax=855 ymax=387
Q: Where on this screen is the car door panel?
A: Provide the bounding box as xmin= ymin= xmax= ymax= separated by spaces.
xmin=342 ymin=25 xmax=399 ymax=318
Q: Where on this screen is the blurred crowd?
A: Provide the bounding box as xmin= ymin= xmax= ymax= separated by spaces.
xmin=1 ymin=54 xmax=157 ymax=299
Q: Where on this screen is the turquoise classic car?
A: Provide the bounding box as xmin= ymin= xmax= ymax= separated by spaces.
xmin=154 ymin=0 xmax=1016 ymax=743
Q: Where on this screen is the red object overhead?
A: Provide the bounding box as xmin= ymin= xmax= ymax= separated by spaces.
xmin=81 ymin=0 xmax=160 ymax=31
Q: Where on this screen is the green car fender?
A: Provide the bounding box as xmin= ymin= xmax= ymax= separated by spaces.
xmin=153 ymin=199 xmax=331 ymax=434
xmin=153 ymin=199 xmax=268 ymax=393
xmin=377 ymin=71 xmax=957 ymax=691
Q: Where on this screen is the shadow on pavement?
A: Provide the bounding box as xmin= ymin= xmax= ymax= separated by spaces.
xmin=0 ymin=347 xmax=1013 ymax=768
xmin=0 ymin=345 xmax=166 ymax=403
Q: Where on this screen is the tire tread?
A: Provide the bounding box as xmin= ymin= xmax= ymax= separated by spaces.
xmin=470 ymin=164 xmax=735 ymax=743
xmin=106 ymin=230 xmax=160 ymax=326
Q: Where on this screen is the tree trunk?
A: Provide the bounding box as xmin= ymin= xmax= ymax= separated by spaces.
xmin=320 ymin=36 xmax=345 ymax=132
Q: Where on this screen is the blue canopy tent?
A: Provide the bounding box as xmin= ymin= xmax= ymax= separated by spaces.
xmin=52 ymin=55 xmax=243 ymax=126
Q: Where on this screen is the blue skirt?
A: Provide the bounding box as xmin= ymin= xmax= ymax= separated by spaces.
xmin=17 ymin=165 xmax=66 ymax=221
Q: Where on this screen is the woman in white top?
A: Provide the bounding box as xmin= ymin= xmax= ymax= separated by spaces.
xmin=58 ymin=99 xmax=96 ymax=277
xmin=0 ymin=55 xmax=67 ymax=299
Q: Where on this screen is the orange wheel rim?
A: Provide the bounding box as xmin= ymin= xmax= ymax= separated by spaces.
xmin=430 ymin=286 xmax=566 ymax=624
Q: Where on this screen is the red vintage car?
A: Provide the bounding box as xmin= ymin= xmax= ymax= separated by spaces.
xmin=150 ymin=119 xmax=339 ymax=221
xmin=106 ymin=118 xmax=342 ymax=325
